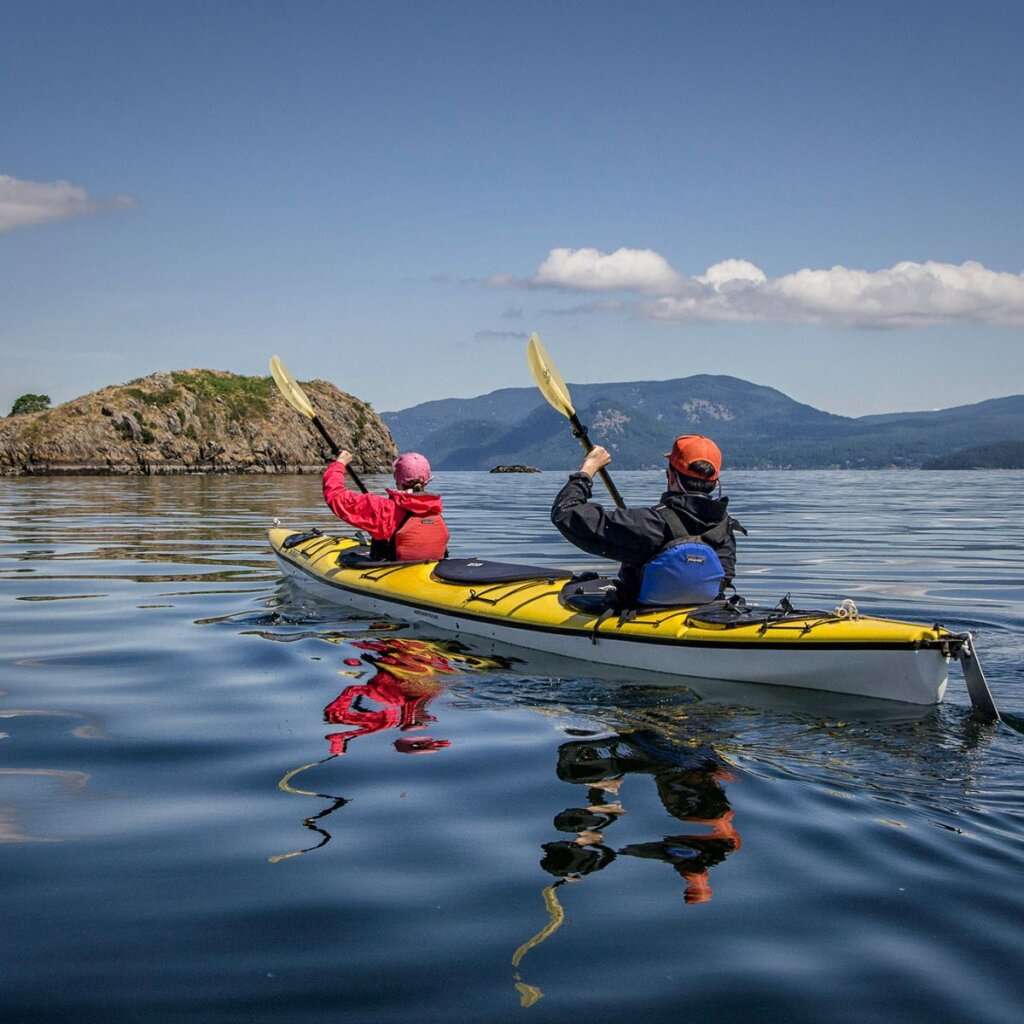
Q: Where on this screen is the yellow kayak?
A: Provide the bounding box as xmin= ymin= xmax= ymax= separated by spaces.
xmin=269 ymin=527 xmax=994 ymax=710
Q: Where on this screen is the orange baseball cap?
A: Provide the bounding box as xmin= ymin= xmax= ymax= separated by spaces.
xmin=665 ymin=434 xmax=722 ymax=481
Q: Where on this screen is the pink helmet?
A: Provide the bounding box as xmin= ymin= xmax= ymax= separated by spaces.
xmin=392 ymin=452 xmax=432 ymax=489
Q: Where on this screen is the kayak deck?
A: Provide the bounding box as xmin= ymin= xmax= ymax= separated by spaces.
xmin=270 ymin=527 xmax=961 ymax=705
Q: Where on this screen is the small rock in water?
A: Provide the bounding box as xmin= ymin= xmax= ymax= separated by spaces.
xmin=489 ymin=464 xmax=541 ymax=473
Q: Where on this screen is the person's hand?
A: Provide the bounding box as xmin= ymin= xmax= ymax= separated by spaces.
xmin=580 ymin=446 xmax=611 ymax=478
xmin=336 ymin=449 xmax=353 ymax=466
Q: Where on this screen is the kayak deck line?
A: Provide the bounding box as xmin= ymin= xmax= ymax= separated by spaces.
xmin=268 ymin=527 xmax=998 ymax=711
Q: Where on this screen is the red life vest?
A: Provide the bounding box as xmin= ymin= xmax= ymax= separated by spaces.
xmin=393 ymin=509 xmax=450 ymax=560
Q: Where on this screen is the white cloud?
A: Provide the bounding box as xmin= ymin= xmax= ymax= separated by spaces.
xmin=0 ymin=174 xmax=135 ymax=234
xmin=491 ymin=247 xmax=1024 ymax=327
xmin=697 ymin=259 xmax=767 ymax=289
xmin=768 ymin=260 xmax=1024 ymax=326
xmin=534 ymin=246 xmax=681 ymax=293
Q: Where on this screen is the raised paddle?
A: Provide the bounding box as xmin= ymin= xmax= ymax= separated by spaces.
xmin=269 ymin=355 xmax=368 ymax=493
xmin=526 ymin=333 xmax=626 ymax=509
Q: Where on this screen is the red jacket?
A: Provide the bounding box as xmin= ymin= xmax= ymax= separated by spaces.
xmin=322 ymin=461 xmax=444 ymax=541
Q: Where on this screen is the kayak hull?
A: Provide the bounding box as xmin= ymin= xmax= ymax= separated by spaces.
xmin=270 ymin=529 xmax=952 ymax=706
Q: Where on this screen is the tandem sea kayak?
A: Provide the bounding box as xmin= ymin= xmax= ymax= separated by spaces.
xmin=269 ymin=527 xmax=996 ymax=710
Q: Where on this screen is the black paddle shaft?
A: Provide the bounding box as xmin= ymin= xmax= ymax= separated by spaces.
xmin=569 ymin=413 xmax=626 ymax=509
xmin=312 ymin=415 xmax=368 ymax=493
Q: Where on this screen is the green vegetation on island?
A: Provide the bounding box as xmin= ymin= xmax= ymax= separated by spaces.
xmin=8 ymin=393 xmax=51 ymax=416
xmin=170 ymin=370 xmax=275 ymax=419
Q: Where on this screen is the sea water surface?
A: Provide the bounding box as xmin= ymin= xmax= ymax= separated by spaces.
xmin=1 ymin=470 xmax=1022 ymax=1023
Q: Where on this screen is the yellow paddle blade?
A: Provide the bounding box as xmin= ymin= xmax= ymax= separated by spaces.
xmin=526 ymin=333 xmax=575 ymax=419
xmin=269 ymin=355 xmax=316 ymax=419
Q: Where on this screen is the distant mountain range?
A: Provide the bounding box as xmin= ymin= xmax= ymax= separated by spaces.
xmin=383 ymin=375 xmax=1024 ymax=470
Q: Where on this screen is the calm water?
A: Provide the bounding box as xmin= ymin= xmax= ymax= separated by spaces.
xmin=2 ymin=470 xmax=1022 ymax=1024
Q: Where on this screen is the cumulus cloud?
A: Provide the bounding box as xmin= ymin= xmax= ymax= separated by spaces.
xmin=0 ymin=174 xmax=135 ymax=234
xmin=490 ymin=247 xmax=1024 ymax=327
xmin=696 ymin=259 xmax=767 ymax=289
xmin=486 ymin=246 xmax=681 ymax=294
xmin=533 ymin=246 xmax=682 ymax=293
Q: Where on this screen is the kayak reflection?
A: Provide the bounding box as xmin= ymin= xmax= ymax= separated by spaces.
xmin=271 ymin=635 xmax=516 ymax=863
xmin=543 ymin=728 xmax=740 ymax=903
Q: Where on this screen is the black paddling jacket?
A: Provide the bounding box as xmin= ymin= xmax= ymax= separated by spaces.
xmin=550 ymin=472 xmax=743 ymax=604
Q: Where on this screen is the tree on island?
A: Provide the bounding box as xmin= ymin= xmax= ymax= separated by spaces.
xmin=9 ymin=394 xmax=51 ymax=416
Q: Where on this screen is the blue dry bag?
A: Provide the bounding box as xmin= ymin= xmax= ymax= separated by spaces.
xmin=637 ymin=540 xmax=725 ymax=607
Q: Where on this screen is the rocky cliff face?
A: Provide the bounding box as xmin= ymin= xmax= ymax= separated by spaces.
xmin=0 ymin=370 xmax=397 ymax=475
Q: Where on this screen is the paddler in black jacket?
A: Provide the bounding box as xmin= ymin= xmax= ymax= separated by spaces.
xmin=551 ymin=434 xmax=744 ymax=607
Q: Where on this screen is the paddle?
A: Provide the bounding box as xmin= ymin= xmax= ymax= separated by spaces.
xmin=269 ymin=355 xmax=368 ymax=493
xmin=526 ymin=333 xmax=626 ymax=509
xmin=958 ymin=635 xmax=1001 ymax=722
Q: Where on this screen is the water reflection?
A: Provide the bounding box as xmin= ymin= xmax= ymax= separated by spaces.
xmin=0 ymin=699 xmax=103 ymax=845
xmin=271 ymin=636 xmax=517 ymax=862
xmin=269 ymin=627 xmax=746 ymax=1006
xmin=269 ymin=765 xmax=349 ymax=864
xmin=321 ymin=636 xmax=517 ymax=757
xmin=324 ymin=638 xmax=458 ymax=757
xmin=512 ymin=725 xmax=741 ymax=1004
xmin=0 ymin=769 xmax=91 ymax=844
xmin=544 ymin=728 xmax=740 ymax=903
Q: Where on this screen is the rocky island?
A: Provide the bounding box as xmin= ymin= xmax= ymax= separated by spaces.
xmin=489 ymin=464 xmax=541 ymax=473
xmin=1 ymin=370 xmax=396 ymax=475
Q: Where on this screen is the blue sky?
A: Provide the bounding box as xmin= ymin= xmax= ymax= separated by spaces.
xmin=2 ymin=1 xmax=1022 ymax=418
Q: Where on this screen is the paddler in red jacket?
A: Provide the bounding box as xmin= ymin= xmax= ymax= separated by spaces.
xmin=323 ymin=450 xmax=450 ymax=561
